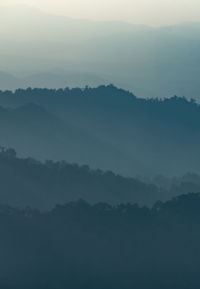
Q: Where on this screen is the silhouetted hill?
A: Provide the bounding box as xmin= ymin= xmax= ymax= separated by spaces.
xmin=0 ymin=148 xmax=162 ymax=209
xmin=0 ymin=86 xmax=199 ymax=175
xmin=0 ymin=147 xmax=199 ymax=209
xmin=0 ymin=100 xmax=144 ymax=175
xmin=1 ymin=193 xmax=200 ymax=288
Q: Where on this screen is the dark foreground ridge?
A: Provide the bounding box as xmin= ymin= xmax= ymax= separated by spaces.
xmin=1 ymin=193 xmax=200 ymax=289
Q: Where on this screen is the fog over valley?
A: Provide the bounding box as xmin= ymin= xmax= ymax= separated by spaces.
xmin=1 ymin=6 xmax=200 ymax=98
xmin=1 ymin=3 xmax=200 ymax=289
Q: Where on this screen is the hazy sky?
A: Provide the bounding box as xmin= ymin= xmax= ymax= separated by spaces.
xmin=0 ymin=0 xmax=200 ymax=26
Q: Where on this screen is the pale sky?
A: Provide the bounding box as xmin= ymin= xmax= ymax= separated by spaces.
xmin=0 ymin=0 xmax=200 ymax=26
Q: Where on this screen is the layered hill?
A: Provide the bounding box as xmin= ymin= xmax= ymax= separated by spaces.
xmin=1 ymin=5 xmax=200 ymax=97
xmin=0 ymin=86 xmax=199 ymax=176
xmin=0 ymin=148 xmax=162 ymax=209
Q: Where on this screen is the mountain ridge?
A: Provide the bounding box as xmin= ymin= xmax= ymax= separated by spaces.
xmin=1 ymin=6 xmax=200 ymax=98
xmin=0 ymin=86 xmax=199 ymax=176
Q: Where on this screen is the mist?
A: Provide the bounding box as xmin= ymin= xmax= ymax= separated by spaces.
xmin=2 ymin=0 xmax=200 ymax=26
xmin=1 ymin=2 xmax=200 ymax=288
xmin=1 ymin=5 xmax=200 ymax=98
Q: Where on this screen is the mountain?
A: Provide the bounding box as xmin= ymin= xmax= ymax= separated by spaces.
xmin=0 ymin=71 xmax=106 ymax=91
xmin=1 ymin=193 xmax=200 ymax=289
xmin=0 ymin=86 xmax=200 ymax=176
xmin=1 ymin=6 xmax=200 ymax=98
xmin=0 ymin=101 xmax=145 ymax=176
xmin=0 ymin=148 xmax=162 ymax=209
xmin=0 ymin=146 xmax=199 ymax=210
